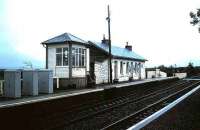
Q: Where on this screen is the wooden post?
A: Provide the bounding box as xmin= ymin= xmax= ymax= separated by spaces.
xmin=69 ymin=42 xmax=72 ymax=80
xmin=107 ymin=5 xmax=112 ymax=83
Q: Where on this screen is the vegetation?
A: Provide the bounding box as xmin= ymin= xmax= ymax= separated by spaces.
xmin=190 ymin=9 xmax=200 ymax=32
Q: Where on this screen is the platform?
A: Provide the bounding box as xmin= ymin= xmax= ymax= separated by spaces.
xmin=0 ymin=77 xmax=174 ymax=109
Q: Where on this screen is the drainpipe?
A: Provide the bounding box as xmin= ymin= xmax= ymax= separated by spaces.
xmin=42 ymin=43 xmax=48 ymax=69
xmin=68 ymin=42 xmax=72 ymax=81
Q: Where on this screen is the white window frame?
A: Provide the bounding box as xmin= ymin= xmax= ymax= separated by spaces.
xmin=72 ymin=47 xmax=86 ymax=67
xmin=56 ymin=47 xmax=69 ymax=67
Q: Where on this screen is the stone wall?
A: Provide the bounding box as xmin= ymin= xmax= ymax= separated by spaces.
xmin=95 ymin=60 xmax=109 ymax=84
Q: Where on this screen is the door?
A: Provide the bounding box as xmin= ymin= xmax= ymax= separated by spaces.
xmin=114 ymin=61 xmax=118 ymax=79
xmin=90 ymin=62 xmax=95 ymax=80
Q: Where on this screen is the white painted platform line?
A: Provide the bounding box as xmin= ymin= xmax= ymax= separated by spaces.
xmin=183 ymin=78 xmax=200 ymax=81
xmin=0 ymin=88 xmax=103 ymax=108
xmin=115 ymin=77 xmax=175 ymax=89
xmin=127 ymin=85 xmax=200 ymax=130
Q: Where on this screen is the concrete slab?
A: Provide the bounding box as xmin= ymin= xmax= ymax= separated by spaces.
xmin=4 ymin=70 xmax=21 ymax=98
xmin=38 ymin=70 xmax=53 ymax=94
xmin=22 ymin=70 xmax=38 ymax=96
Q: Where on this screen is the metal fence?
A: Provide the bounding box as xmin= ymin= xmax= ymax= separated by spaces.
xmin=0 ymin=80 xmax=4 ymax=96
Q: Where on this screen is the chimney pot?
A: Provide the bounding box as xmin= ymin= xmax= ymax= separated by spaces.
xmin=125 ymin=42 xmax=132 ymax=51
xmin=102 ymin=35 xmax=109 ymax=45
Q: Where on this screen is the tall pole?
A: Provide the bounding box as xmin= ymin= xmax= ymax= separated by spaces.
xmin=106 ymin=5 xmax=112 ymax=83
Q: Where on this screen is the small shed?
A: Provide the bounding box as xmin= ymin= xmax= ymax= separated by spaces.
xmin=41 ymin=33 xmax=90 ymax=89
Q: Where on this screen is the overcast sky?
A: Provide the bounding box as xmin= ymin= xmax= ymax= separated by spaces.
xmin=1 ymin=0 xmax=200 ymax=68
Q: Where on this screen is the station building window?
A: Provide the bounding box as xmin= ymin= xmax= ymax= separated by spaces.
xmin=120 ymin=61 xmax=123 ymax=75
xmin=140 ymin=63 xmax=143 ymax=68
xmin=126 ymin=62 xmax=129 ymax=74
xmin=72 ymin=47 xmax=86 ymax=67
xmin=56 ymin=47 xmax=68 ymax=66
xmin=131 ymin=62 xmax=134 ymax=73
xmin=135 ymin=62 xmax=138 ymax=72
xmin=136 ymin=62 xmax=141 ymax=73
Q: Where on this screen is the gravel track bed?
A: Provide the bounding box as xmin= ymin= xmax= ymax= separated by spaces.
xmin=63 ymin=81 xmax=195 ymax=130
xmin=59 ymin=80 xmax=181 ymax=125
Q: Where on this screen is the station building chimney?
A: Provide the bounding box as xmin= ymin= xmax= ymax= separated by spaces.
xmin=125 ymin=42 xmax=132 ymax=51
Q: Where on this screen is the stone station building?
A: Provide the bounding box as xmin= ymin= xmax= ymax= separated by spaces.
xmin=42 ymin=33 xmax=146 ymax=89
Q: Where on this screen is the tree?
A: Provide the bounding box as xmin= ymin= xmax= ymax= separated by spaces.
xmin=187 ymin=62 xmax=194 ymax=68
xmin=157 ymin=65 xmax=165 ymax=70
xmin=186 ymin=62 xmax=195 ymax=77
xmin=190 ymin=9 xmax=200 ymax=32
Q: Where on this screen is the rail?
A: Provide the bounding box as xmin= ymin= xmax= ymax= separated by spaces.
xmin=128 ymin=83 xmax=200 ymax=130
xmin=101 ymin=81 xmax=200 ymax=130
xmin=63 ymin=80 xmax=191 ymax=129
xmin=66 ymin=80 xmax=182 ymax=122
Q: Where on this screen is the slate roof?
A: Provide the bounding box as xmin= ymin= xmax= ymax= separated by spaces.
xmin=42 ymin=33 xmax=87 ymax=44
xmin=89 ymin=41 xmax=146 ymax=61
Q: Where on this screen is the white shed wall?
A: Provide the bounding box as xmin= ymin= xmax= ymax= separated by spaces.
xmin=112 ymin=59 xmax=145 ymax=81
xmin=147 ymin=69 xmax=167 ymax=79
xmin=174 ymin=73 xmax=187 ymax=79
xmin=94 ymin=58 xmax=146 ymax=84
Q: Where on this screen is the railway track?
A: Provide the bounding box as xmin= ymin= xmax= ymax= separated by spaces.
xmin=64 ymin=79 xmax=182 ymax=122
xmin=68 ymin=80 xmax=186 ymax=122
xmin=101 ymin=80 xmax=200 ymax=130
xmin=57 ymin=80 xmax=198 ymax=130
xmin=39 ymin=79 xmax=179 ymax=129
xmin=24 ymin=78 xmax=192 ymax=130
xmin=47 ymin=79 xmax=179 ymax=121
